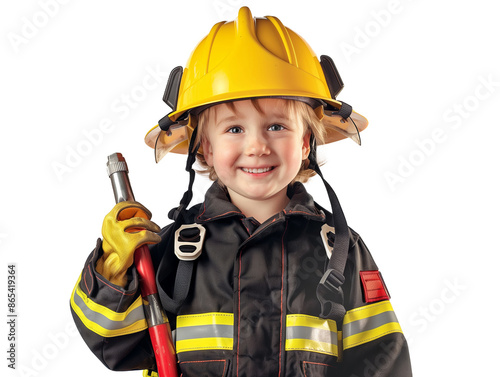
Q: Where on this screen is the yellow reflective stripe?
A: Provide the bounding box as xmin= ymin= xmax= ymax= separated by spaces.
xmin=175 ymin=313 xmax=234 ymax=353
xmin=343 ymin=322 xmax=402 ymax=350
xmin=285 ymin=314 xmax=338 ymax=356
xmin=286 ymin=338 xmax=338 ymax=357
xmin=177 ymin=312 xmax=234 ymax=327
xmin=70 ymin=276 xmax=148 ymax=337
xmin=287 ymin=314 xmax=336 ymax=331
xmin=343 ymin=301 xmax=395 ymax=324
xmin=343 ymin=301 xmax=402 ymax=350
xmin=176 ymin=337 xmax=234 ymax=353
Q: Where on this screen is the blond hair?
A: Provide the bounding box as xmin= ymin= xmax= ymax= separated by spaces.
xmin=194 ymin=98 xmax=325 ymax=183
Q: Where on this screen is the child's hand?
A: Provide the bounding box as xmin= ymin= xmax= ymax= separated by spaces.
xmin=96 ymin=201 xmax=161 ymax=287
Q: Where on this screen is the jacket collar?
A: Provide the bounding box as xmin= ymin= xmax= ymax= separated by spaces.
xmin=196 ymin=181 xmax=326 ymax=224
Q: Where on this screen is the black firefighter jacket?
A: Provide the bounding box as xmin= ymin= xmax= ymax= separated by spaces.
xmin=70 ymin=182 xmax=412 ymax=376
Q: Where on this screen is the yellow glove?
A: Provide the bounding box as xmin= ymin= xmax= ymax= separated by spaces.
xmin=96 ymin=201 xmax=161 ymax=287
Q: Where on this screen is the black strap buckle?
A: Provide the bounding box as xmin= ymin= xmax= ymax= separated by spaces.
xmin=317 ymin=268 xmax=346 ymax=321
xmin=319 ymin=268 xmax=345 ymax=295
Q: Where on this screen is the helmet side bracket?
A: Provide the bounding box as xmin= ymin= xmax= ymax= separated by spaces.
xmin=163 ymin=66 xmax=183 ymax=110
xmin=320 ymin=55 xmax=344 ymax=100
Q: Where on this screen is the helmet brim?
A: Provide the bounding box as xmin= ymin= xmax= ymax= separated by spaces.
xmin=146 ymin=101 xmax=368 ymax=162
xmin=145 ymin=119 xmax=192 ymax=163
xmin=315 ymin=105 xmax=368 ymax=146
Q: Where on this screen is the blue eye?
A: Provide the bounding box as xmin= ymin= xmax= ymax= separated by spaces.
xmin=268 ymin=124 xmax=284 ymax=131
xmin=227 ymin=126 xmax=243 ymax=134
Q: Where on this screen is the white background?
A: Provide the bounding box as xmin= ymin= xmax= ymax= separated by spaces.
xmin=1 ymin=0 xmax=499 ymax=376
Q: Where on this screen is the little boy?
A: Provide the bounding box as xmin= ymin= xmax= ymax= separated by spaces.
xmin=70 ymin=7 xmax=412 ymax=377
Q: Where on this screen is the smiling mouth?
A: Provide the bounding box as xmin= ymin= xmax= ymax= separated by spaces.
xmin=241 ymin=167 xmax=275 ymax=174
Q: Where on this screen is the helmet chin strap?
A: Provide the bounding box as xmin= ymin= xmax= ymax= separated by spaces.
xmin=168 ymin=126 xmax=200 ymax=222
xmin=308 ymin=137 xmax=350 ymax=323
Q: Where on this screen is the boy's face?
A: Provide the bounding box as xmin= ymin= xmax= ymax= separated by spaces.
xmin=202 ymin=98 xmax=310 ymax=207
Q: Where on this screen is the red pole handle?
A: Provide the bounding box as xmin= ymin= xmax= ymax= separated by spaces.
xmin=135 ymin=245 xmax=178 ymax=377
xmin=107 ymin=153 xmax=178 ymax=377
xmin=134 ymin=245 xmax=159 ymax=296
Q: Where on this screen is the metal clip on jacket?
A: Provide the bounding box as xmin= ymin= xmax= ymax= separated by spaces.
xmin=175 ymin=224 xmax=206 ymax=261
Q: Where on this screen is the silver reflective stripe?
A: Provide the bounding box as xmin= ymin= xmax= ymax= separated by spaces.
xmin=176 ymin=324 xmax=233 ymax=341
xmin=342 ymin=301 xmax=403 ymax=350
xmin=286 ymin=326 xmax=337 ymax=346
xmin=72 ymin=283 xmax=146 ymax=336
xmin=174 ymin=313 xmax=234 ymax=352
xmin=285 ymin=314 xmax=338 ymax=356
xmin=343 ymin=310 xmax=398 ymax=338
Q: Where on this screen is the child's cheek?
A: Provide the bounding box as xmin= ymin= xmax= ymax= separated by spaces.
xmin=212 ymin=147 xmax=236 ymax=175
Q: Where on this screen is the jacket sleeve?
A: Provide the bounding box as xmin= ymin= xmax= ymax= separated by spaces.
xmin=339 ymin=230 xmax=413 ymax=376
xmin=69 ymin=238 xmax=156 ymax=371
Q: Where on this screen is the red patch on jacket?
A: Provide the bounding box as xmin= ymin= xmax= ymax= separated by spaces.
xmin=360 ymin=270 xmax=390 ymax=303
